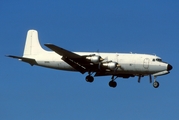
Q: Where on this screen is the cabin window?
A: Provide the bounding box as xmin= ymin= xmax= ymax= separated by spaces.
xmin=153 ymin=59 xmax=155 ymax=61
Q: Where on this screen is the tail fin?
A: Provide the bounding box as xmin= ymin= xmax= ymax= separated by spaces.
xmin=23 ymin=30 xmax=46 ymax=57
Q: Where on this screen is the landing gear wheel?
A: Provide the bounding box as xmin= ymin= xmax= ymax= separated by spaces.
xmin=153 ymin=81 xmax=159 ymax=88
xmin=85 ymin=75 xmax=94 ymax=83
xmin=109 ymin=81 xmax=117 ymax=88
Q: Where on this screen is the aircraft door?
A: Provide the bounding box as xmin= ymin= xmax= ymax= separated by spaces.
xmin=143 ymin=58 xmax=149 ymax=69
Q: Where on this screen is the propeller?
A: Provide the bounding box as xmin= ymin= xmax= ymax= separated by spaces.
xmin=95 ymin=50 xmax=122 ymax=71
xmin=96 ymin=49 xmax=108 ymax=62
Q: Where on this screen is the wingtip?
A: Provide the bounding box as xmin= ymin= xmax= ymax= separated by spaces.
xmin=5 ymin=55 xmax=13 ymax=58
xmin=44 ymin=43 xmax=49 ymax=46
xmin=44 ymin=43 xmax=53 ymax=46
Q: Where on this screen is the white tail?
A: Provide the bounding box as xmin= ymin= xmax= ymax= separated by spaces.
xmin=23 ymin=30 xmax=46 ymax=57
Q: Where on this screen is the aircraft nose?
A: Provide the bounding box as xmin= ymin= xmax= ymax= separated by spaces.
xmin=167 ymin=64 xmax=173 ymax=71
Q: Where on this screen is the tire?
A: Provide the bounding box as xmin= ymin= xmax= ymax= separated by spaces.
xmin=153 ymin=81 xmax=159 ymax=88
xmin=109 ymin=81 xmax=117 ymax=88
xmin=85 ymin=75 xmax=94 ymax=83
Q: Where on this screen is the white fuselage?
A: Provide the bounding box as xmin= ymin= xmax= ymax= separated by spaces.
xmin=27 ymin=51 xmax=168 ymax=76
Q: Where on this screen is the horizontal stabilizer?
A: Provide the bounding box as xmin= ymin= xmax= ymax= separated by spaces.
xmin=6 ymin=55 xmax=37 ymax=66
xmin=44 ymin=44 xmax=81 ymax=58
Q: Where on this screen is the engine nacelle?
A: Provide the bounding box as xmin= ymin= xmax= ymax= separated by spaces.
xmin=102 ymin=62 xmax=119 ymax=70
xmin=86 ymin=55 xmax=102 ymax=64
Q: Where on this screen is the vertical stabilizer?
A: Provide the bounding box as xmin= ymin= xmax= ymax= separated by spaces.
xmin=23 ymin=30 xmax=46 ymax=57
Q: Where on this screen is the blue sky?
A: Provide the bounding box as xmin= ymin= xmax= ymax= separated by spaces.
xmin=1 ymin=0 xmax=179 ymax=120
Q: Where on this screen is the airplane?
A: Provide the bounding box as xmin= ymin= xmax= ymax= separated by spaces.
xmin=7 ymin=30 xmax=173 ymax=88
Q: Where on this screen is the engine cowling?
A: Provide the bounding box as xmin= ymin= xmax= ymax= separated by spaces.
xmin=102 ymin=62 xmax=119 ymax=70
xmin=86 ymin=55 xmax=102 ymax=64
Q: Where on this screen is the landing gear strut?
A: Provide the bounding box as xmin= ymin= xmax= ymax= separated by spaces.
xmin=109 ymin=76 xmax=118 ymax=88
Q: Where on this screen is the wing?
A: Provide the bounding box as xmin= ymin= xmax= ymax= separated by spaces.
xmin=45 ymin=44 xmax=100 ymax=74
xmin=44 ymin=44 xmax=81 ymax=58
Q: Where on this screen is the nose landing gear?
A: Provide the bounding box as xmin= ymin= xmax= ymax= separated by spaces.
xmin=153 ymin=81 xmax=159 ymax=88
xmin=138 ymin=75 xmax=160 ymax=88
xmin=153 ymin=76 xmax=159 ymax=88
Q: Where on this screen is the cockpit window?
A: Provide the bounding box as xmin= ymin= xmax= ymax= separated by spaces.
xmin=152 ymin=58 xmax=162 ymax=62
xmin=156 ymin=58 xmax=162 ymax=62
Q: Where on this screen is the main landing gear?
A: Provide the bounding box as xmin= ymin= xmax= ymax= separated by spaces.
xmin=85 ymin=75 xmax=94 ymax=83
xmin=85 ymin=73 xmax=118 ymax=88
xmin=85 ymin=72 xmax=94 ymax=83
xmin=108 ymin=76 xmax=118 ymax=88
